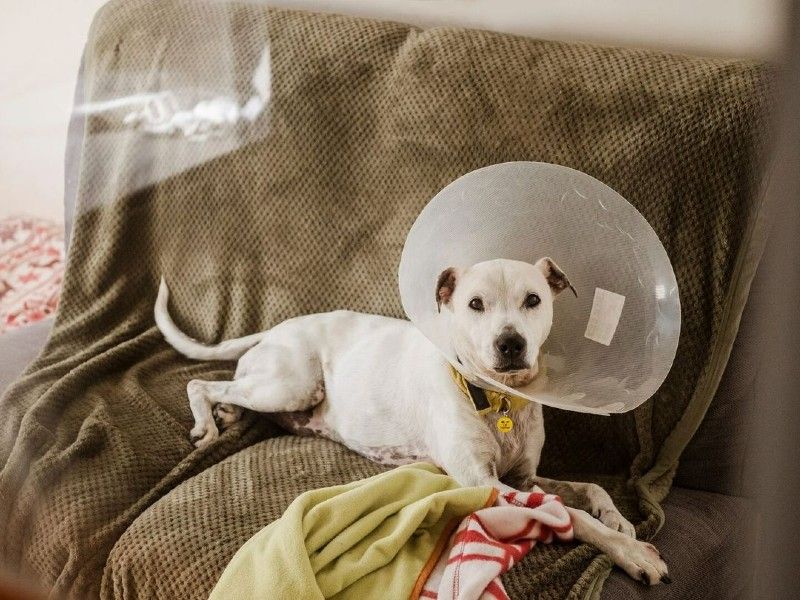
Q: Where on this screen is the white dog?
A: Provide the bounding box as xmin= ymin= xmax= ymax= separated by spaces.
xmin=155 ymin=258 xmax=670 ymax=585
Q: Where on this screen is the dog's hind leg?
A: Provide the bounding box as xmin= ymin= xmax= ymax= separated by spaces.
xmin=186 ymin=372 xmax=323 ymax=448
xmin=187 ymin=379 xmax=223 ymax=448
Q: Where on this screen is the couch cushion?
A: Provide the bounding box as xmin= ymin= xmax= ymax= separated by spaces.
xmin=104 ymin=436 xmax=640 ymax=600
xmin=107 ymin=435 xmax=634 ymax=599
xmin=104 ymin=435 xmax=749 ymax=599
xmin=602 ymin=487 xmax=752 ymax=599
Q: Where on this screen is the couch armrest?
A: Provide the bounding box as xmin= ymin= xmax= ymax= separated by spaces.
xmin=0 ymin=318 xmax=54 ymax=396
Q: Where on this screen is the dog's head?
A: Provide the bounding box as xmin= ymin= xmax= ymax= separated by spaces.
xmin=436 ymin=258 xmax=574 ymax=387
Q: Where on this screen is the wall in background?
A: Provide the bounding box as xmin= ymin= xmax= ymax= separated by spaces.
xmin=272 ymin=0 xmax=787 ymax=59
xmin=0 ymin=0 xmax=787 ymax=223
xmin=0 ymin=0 xmax=109 ymax=221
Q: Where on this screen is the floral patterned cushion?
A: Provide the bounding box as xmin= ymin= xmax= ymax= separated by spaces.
xmin=0 ymin=216 xmax=64 ymax=333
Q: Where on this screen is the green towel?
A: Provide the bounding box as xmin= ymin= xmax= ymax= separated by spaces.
xmin=209 ymin=463 xmax=495 ymax=600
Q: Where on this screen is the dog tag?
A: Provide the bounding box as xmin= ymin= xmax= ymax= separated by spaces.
xmin=496 ymin=416 xmax=514 ymax=433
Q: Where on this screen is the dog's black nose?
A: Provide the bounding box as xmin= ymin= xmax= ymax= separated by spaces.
xmin=495 ymin=332 xmax=527 ymax=360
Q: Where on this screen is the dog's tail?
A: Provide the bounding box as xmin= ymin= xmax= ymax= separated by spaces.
xmin=154 ymin=277 xmax=267 ymax=361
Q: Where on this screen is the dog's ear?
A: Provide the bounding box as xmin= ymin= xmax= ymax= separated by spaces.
xmin=536 ymin=257 xmax=576 ymax=297
xmin=436 ymin=267 xmax=458 ymax=312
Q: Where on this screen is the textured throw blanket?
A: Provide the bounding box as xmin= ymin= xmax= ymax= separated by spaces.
xmin=0 ymin=1 xmax=771 ymax=598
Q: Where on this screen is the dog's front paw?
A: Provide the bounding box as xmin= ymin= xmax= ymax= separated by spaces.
xmin=612 ymin=539 xmax=670 ymax=586
xmin=597 ymin=507 xmax=636 ymax=538
xmin=190 ymin=422 xmax=219 ymax=448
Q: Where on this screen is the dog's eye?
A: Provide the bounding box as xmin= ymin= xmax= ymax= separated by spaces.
xmin=524 ymin=293 xmax=541 ymax=308
xmin=468 ymin=297 xmax=484 ymax=312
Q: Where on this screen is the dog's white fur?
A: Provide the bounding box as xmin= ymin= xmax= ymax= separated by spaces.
xmin=154 ymin=258 xmax=669 ymax=585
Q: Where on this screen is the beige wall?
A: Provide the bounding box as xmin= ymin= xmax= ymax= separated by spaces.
xmin=0 ymin=0 xmax=109 ymax=221
xmin=270 ymin=0 xmax=787 ymax=58
xmin=0 ymin=0 xmax=787 ymax=223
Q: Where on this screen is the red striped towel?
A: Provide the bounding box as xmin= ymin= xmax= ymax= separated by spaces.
xmin=417 ymin=487 xmax=573 ymax=600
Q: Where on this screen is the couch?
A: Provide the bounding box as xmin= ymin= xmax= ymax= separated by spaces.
xmin=0 ymin=2 xmax=772 ymax=598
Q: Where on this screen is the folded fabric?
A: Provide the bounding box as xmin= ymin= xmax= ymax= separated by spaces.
xmin=209 ymin=463 xmax=496 ymax=600
xmin=419 ymin=490 xmax=574 ymax=600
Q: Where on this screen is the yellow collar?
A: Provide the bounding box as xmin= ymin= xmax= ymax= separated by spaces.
xmin=449 ymin=364 xmax=529 ymax=415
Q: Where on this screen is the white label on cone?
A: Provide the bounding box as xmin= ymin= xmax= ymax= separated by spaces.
xmin=584 ymin=288 xmax=626 ymax=346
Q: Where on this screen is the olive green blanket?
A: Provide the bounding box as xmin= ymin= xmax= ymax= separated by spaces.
xmin=0 ymin=1 xmax=771 ymax=598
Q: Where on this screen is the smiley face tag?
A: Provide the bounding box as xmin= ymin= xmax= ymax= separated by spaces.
xmin=496 ymin=415 xmax=514 ymax=433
